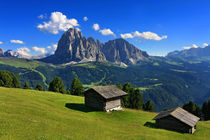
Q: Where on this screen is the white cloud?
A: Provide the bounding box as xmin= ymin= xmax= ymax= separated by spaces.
xmin=203 ymin=43 xmax=209 ymax=48
xmin=183 ymin=44 xmax=198 ymax=50
xmin=16 ymin=47 xmax=31 ymax=57
xmin=32 ymin=46 xmax=47 ymax=54
xmin=37 ymin=12 xmax=79 ymax=34
xmin=10 ymin=40 xmax=24 ymax=44
xmin=134 ymin=31 xmax=167 ymax=40
xmin=99 ymin=28 xmax=115 ymax=36
xmin=120 ymin=31 xmax=167 ymax=40
xmin=52 ymin=44 xmax=57 ymax=50
xmin=83 ymin=16 xmax=88 ymax=21
xmin=120 ymin=33 xmax=134 ymax=39
xmin=92 ymin=23 xmax=100 ymax=31
xmin=0 ymin=41 xmax=3 ymax=44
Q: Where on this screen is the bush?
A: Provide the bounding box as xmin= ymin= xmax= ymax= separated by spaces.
xmin=35 ymin=84 xmax=43 ymax=91
xmin=49 ymin=77 xmax=66 ymax=94
xmin=24 ymin=82 xmax=30 ymax=89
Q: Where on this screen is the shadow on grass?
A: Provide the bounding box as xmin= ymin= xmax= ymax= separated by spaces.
xmin=65 ymin=103 xmax=98 ymax=113
xmin=144 ymin=122 xmax=157 ymax=128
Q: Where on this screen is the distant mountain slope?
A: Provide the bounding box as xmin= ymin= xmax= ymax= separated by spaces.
xmin=0 ymin=87 xmax=210 ymax=139
xmin=167 ymin=45 xmax=210 ymax=60
xmin=40 ymin=28 xmax=149 ymax=65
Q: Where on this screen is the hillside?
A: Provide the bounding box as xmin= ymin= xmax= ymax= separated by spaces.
xmin=1 ymin=57 xmax=210 ymax=111
xmin=0 ymin=87 xmax=210 ymax=140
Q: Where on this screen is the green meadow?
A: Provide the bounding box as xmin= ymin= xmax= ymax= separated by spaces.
xmin=0 ymin=87 xmax=210 ymax=140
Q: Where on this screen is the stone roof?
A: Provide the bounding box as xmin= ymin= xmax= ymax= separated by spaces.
xmin=153 ymin=107 xmax=200 ymax=127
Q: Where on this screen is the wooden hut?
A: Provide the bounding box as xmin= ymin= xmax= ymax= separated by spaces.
xmin=84 ymin=85 xmax=128 ymax=112
xmin=153 ymin=107 xmax=200 ymax=134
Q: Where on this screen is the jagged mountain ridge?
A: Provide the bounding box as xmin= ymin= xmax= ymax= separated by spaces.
xmin=167 ymin=45 xmax=210 ymax=59
xmin=41 ymin=28 xmax=149 ymax=65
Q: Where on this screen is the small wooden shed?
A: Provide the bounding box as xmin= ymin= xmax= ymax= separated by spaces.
xmin=84 ymin=85 xmax=128 ymax=112
xmin=153 ymin=107 xmax=200 ymax=134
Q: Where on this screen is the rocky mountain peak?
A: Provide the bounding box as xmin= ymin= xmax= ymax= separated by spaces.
xmin=41 ymin=28 xmax=149 ymax=65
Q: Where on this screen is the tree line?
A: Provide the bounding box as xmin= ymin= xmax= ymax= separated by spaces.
xmin=182 ymin=100 xmax=210 ymax=121
xmin=0 ymin=70 xmax=84 ymax=95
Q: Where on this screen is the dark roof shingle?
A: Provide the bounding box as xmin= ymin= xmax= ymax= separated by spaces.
xmin=153 ymin=107 xmax=200 ymax=127
xmin=86 ymin=85 xmax=128 ymax=99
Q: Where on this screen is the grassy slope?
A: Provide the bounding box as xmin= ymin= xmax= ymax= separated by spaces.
xmin=0 ymin=88 xmax=210 ymax=140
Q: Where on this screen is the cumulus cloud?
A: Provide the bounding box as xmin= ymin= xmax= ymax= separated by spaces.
xmin=83 ymin=16 xmax=88 ymax=21
xmin=120 ymin=33 xmax=133 ymax=39
xmin=16 ymin=47 xmax=31 ymax=57
xmin=32 ymin=46 xmax=47 ymax=54
xmin=10 ymin=40 xmax=24 ymax=44
xmin=203 ymin=43 xmax=209 ymax=48
xmin=37 ymin=12 xmax=79 ymax=34
xmin=134 ymin=31 xmax=167 ymax=40
xmin=92 ymin=23 xmax=100 ymax=31
xmin=120 ymin=31 xmax=167 ymax=40
xmin=99 ymin=28 xmax=115 ymax=36
xmin=183 ymin=44 xmax=198 ymax=50
xmin=0 ymin=41 xmax=3 ymax=44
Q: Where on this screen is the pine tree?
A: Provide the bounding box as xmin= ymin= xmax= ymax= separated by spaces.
xmin=183 ymin=101 xmax=201 ymax=118
xmin=202 ymin=99 xmax=210 ymax=120
xmin=0 ymin=71 xmax=20 ymax=88
xmin=122 ymin=82 xmax=133 ymax=107
xmin=144 ymin=100 xmax=154 ymax=112
xmin=70 ymin=77 xmax=84 ymax=96
xmin=48 ymin=77 xmax=66 ymax=94
xmin=35 ymin=84 xmax=43 ymax=91
xmin=24 ymin=82 xmax=30 ymax=89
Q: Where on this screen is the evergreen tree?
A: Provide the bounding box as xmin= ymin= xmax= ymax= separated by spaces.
xmin=129 ymin=89 xmax=144 ymax=109
xmin=144 ymin=100 xmax=154 ymax=112
xmin=35 ymin=84 xmax=43 ymax=91
xmin=116 ymin=83 xmax=122 ymax=90
xmin=122 ymin=82 xmax=133 ymax=107
xmin=183 ymin=101 xmax=202 ymax=118
xmin=24 ymin=82 xmax=30 ymax=89
xmin=0 ymin=71 xmax=20 ymax=88
xmin=70 ymin=77 xmax=84 ymax=96
xmin=202 ymin=99 xmax=210 ymax=120
xmin=49 ymin=77 xmax=66 ymax=94
xmin=13 ymin=74 xmax=21 ymax=88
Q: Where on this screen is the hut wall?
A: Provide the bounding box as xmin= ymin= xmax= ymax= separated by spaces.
xmin=156 ymin=116 xmax=192 ymax=133
xmin=85 ymin=89 xmax=105 ymax=111
xmin=105 ymin=98 xmax=121 ymax=111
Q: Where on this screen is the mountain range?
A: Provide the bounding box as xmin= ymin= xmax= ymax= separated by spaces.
xmin=40 ymin=28 xmax=149 ymax=65
xmin=167 ymin=46 xmax=210 ymax=60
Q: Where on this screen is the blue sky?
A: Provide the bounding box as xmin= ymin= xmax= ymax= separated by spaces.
xmin=0 ymin=0 xmax=210 ymax=57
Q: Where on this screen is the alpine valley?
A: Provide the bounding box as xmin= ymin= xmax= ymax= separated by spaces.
xmin=1 ymin=28 xmax=210 ymax=111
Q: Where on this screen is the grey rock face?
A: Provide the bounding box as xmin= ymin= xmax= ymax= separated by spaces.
xmin=0 ymin=48 xmax=4 ymax=56
xmin=101 ymin=38 xmax=149 ymax=65
xmin=41 ymin=28 xmax=149 ymax=65
xmin=42 ymin=28 xmax=106 ymax=64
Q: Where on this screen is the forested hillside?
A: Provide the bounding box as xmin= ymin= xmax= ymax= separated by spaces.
xmin=1 ymin=57 xmax=210 ymax=111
